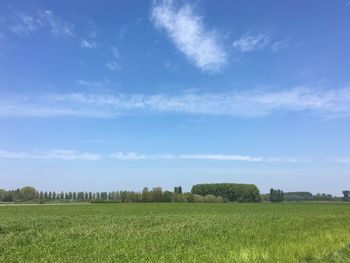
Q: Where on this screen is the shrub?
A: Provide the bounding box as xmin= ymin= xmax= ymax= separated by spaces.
xmin=204 ymin=194 xmax=217 ymax=203
xmin=193 ymin=194 xmax=205 ymax=203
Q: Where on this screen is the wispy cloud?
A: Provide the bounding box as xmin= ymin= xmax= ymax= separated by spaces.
xmin=179 ymin=154 xmax=263 ymax=162
xmin=39 ymin=10 xmax=74 ymax=37
xmin=329 ymin=157 xmax=350 ymax=164
xmin=106 ymin=61 xmax=121 ymax=71
xmin=76 ymin=80 xmax=104 ymax=87
xmin=8 ymin=10 xmax=74 ymax=37
xmin=151 ymin=0 xmax=227 ymax=72
xmin=119 ymin=24 xmax=128 ymax=38
xmin=1 ymin=86 xmax=350 ymax=118
xmin=80 ymin=38 xmax=96 ymax=49
xmin=110 ymin=152 xmax=175 ymax=160
xmin=0 ymin=150 xmax=306 ymax=163
xmin=233 ymin=33 xmax=269 ymax=52
xmin=0 ymin=150 xmax=100 ymax=161
xmin=111 ymin=46 xmax=119 ymax=59
xmin=270 ymin=40 xmax=289 ymax=52
xmin=0 ymin=150 xmax=27 ymax=159
xmin=106 ymin=46 xmax=121 ymax=71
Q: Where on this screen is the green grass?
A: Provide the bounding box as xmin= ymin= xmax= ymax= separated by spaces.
xmin=0 ymin=203 xmax=350 ymax=262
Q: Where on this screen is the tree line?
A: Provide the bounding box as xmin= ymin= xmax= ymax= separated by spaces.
xmin=261 ymin=190 xmax=347 ymax=202
xmin=1 ymin=185 xmax=348 ymax=203
xmin=0 ymin=186 xmax=224 ymax=203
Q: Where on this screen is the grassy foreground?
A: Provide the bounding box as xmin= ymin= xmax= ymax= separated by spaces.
xmin=1 ymin=203 xmax=350 ymax=262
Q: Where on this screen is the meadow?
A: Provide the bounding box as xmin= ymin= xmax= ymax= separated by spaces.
xmin=1 ymin=203 xmax=350 ymax=262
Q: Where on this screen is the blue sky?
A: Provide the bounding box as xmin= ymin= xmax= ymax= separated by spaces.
xmin=1 ymin=0 xmax=350 ymax=195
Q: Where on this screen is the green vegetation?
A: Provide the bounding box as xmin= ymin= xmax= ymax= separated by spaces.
xmin=1 ymin=203 xmax=350 ymax=262
xmin=261 ymin=191 xmax=344 ymax=202
xmin=1 ymin=186 xmax=348 ymax=204
xmin=191 ymin=183 xmax=260 ymax=202
xmin=270 ymin=188 xmax=284 ymax=202
xmin=284 ymin=191 xmax=313 ymax=201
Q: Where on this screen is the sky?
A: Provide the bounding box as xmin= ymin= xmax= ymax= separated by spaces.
xmin=0 ymin=0 xmax=350 ymax=195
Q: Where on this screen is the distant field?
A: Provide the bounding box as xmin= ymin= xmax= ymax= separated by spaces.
xmin=1 ymin=203 xmax=350 ymax=262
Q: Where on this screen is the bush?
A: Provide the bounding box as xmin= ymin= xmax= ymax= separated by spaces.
xmin=204 ymin=195 xmax=217 ymax=203
xmin=193 ymin=194 xmax=205 ymax=203
xmin=185 ymin=193 xmax=194 ymax=203
xmin=174 ymin=193 xmax=187 ymax=202
xmin=216 ymin=196 xmax=224 ymax=203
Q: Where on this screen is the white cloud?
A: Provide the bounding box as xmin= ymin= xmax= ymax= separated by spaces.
xmin=0 ymin=149 xmax=305 ymax=163
xmin=151 ymin=0 xmax=227 ymax=72
xmin=106 ymin=61 xmax=121 ymax=71
xmin=105 ymin=46 xmax=121 ymax=71
xmin=265 ymin=157 xmax=309 ymax=163
xmin=34 ymin=150 xmax=100 ymax=160
xmin=9 ymin=13 xmax=37 ymax=35
xmin=233 ymin=33 xmax=269 ymax=52
xmin=80 ymin=38 xmax=96 ymax=49
xmin=179 ymin=154 xmax=263 ymax=162
xmin=329 ymin=157 xmax=350 ymax=164
xmin=110 ymin=152 xmax=175 ymax=160
xmin=0 ymin=149 xmax=100 ymax=161
xmin=0 ymin=150 xmax=27 ymax=159
xmin=111 ymin=46 xmax=120 ymax=59
xmin=39 ymin=10 xmax=74 ymax=37
xmin=9 ymin=10 xmax=74 ymax=37
xmin=270 ymin=40 xmax=289 ymax=52
xmin=1 ymin=86 xmax=350 ymax=118
xmin=76 ymin=80 xmax=104 ymax=87
xmin=119 ymin=25 xmax=128 ymax=38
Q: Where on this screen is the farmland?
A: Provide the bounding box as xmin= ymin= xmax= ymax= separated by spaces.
xmin=1 ymin=203 xmax=350 ymax=262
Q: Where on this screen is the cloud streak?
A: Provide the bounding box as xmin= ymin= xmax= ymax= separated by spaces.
xmin=0 ymin=150 xmax=306 ymax=163
xmin=0 ymin=150 xmax=100 ymax=161
xmin=1 ymin=87 xmax=350 ymax=118
xmin=329 ymin=157 xmax=350 ymax=164
xmin=151 ymin=0 xmax=227 ymax=72
xmin=233 ymin=33 xmax=270 ymax=52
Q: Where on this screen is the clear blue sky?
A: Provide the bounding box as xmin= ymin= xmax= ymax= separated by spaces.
xmin=1 ymin=0 xmax=350 ymax=195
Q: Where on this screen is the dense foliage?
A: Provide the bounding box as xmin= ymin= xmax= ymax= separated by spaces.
xmin=1 ymin=203 xmax=350 ymax=262
xmin=191 ymin=183 xmax=260 ymax=202
xmin=270 ymin=188 xmax=284 ymax=202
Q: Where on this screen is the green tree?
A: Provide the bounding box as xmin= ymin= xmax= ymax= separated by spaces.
xmin=162 ymin=191 xmax=174 ymax=202
xmin=192 ymin=183 xmax=260 ymax=202
xmin=174 ymin=186 xmax=182 ymax=194
xmin=20 ymin=186 xmax=37 ymax=201
xmin=142 ymin=187 xmax=150 ymax=202
xmin=151 ymin=187 xmax=163 ymax=202
xmin=0 ymin=189 xmax=5 ymax=201
xmin=270 ymin=188 xmax=284 ymax=202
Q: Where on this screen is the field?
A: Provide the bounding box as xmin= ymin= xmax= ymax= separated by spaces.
xmin=1 ymin=203 xmax=350 ymax=262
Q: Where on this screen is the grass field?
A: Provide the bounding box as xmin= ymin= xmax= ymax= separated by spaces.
xmin=1 ymin=203 xmax=350 ymax=262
